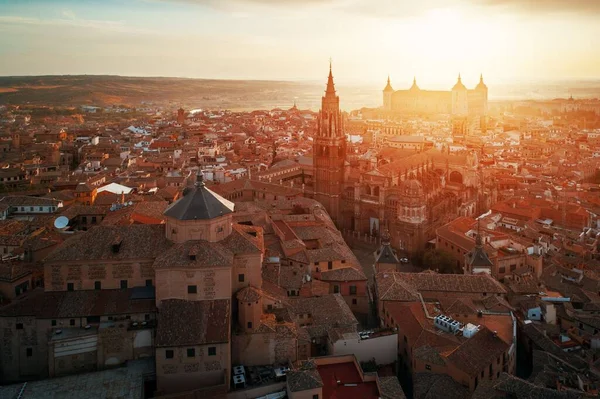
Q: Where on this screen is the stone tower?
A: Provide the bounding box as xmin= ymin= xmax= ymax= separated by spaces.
xmin=313 ymin=62 xmax=346 ymax=225
xmin=383 ymin=76 xmax=394 ymax=111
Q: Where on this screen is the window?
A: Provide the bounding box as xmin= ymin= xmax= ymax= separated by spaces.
xmin=92 ymin=216 xmax=97 ymax=224
xmin=38 ymin=207 xmax=43 ymax=212
xmin=208 ymin=347 xmax=216 ymax=356
xmin=425 ymin=364 xmax=431 ymax=370
xmin=67 ymin=283 xmax=74 ymax=291
xmin=145 ymin=279 xmax=152 ymax=287
xmin=238 ymin=274 xmax=245 ymax=283
xmin=94 ymin=281 xmax=101 ymax=290
xmin=247 ymin=322 xmax=253 ymax=329
xmin=314 ymin=262 xmax=319 ymax=266
xmin=120 ymin=280 xmax=128 ymax=289
xmin=82 ymin=216 xmax=87 ymax=223
xmin=188 ymin=285 xmax=197 ymax=294
xmin=328 ymin=261 xmax=333 ymax=270
xmin=16 ymin=323 xmax=23 ymax=330
xmin=352 ymin=299 xmax=357 ymax=305
xmin=313 ymin=395 xmax=319 ymax=399
xmin=498 ymin=266 xmax=506 ymax=274
xmin=333 ymin=285 xmax=340 ymax=294
xmin=70 ymin=319 xmax=75 ymax=326
xmin=187 ymin=348 xmax=195 ymax=358
xmin=51 ymin=320 xmax=57 ymax=327
xmin=404 ymin=336 xmax=407 ymax=343
xmin=349 ymin=285 xmax=357 ymax=295
xmin=510 ymin=264 xmax=517 ymax=271
xmin=166 ymin=350 xmax=174 ymax=359
xmin=26 ymin=348 xmax=33 ymax=357
xmin=267 ymin=304 xmax=273 ymax=311
xmin=145 ymin=314 xmax=150 ymax=321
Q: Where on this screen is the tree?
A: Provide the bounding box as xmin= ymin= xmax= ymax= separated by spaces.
xmin=422 ymin=249 xmax=461 ymax=274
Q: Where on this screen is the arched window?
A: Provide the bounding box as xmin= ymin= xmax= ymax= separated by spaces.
xmin=365 ymin=186 xmax=371 ymax=195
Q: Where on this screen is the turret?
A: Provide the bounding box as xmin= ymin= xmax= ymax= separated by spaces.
xmin=451 ymin=73 xmax=468 ymax=115
xmin=383 ymin=75 xmax=394 ymax=110
xmin=410 ymin=76 xmax=420 ymax=91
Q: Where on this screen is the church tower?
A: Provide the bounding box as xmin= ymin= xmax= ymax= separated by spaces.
xmin=383 ymin=76 xmax=394 ymax=111
xmin=313 ymin=62 xmax=346 ymax=225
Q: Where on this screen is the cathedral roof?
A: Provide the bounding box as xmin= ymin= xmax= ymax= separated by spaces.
xmin=163 ymin=172 xmax=234 ymax=221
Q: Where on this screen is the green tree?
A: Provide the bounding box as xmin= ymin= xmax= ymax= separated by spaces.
xmin=422 ymin=249 xmax=461 ymax=274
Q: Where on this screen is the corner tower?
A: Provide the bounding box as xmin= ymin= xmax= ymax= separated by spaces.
xmin=313 ymin=62 xmax=346 ymax=225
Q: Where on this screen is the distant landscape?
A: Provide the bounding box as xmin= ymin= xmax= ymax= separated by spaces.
xmin=1 ymin=75 xmax=600 ymax=112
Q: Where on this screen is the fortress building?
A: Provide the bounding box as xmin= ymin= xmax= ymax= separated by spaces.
xmin=383 ymin=75 xmax=489 ymax=135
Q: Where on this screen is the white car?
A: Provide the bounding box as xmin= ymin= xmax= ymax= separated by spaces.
xmin=400 ymin=257 xmax=409 ymax=264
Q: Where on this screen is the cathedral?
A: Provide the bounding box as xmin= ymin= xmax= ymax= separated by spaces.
xmin=313 ymin=66 xmax=497 ymax=254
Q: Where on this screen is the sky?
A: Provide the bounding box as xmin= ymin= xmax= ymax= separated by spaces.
xmin=0 ymin=0 xmax=599 ymax=87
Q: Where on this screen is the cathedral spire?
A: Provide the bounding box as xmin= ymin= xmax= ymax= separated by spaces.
xmin=325 ymin=58 xmax=336 ymax=96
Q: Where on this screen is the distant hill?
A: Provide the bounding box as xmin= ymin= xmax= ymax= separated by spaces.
xmin=0 ymin=75 xmax=379 ymax=111
xmin=1 ymin=75 xmax=598 ymax=111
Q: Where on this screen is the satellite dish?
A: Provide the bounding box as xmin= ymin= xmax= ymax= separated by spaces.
xmin=54 ymin=216 xmax=69 ymax=230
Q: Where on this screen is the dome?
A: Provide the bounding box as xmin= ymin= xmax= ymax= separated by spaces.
xmin=400 ymin=179 xmax=424 ymax=198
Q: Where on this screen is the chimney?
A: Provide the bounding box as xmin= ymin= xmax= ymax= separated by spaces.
xmin=111 ymin=236 xmax=123 ymax=253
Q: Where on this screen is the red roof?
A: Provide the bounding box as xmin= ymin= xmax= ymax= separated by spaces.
xmin=317 ymin=362 xmax=379 ymax=399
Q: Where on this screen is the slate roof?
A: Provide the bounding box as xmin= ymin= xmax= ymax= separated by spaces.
xmin=163 ymin=178 xmax=234 ymax=221
xmin=466 ymin=238 xmax=494 ymax=268
xmin=156 ymin=299 xmax=230 ymax=347
xmin=375 ymin=243 xmax=400 ymax=265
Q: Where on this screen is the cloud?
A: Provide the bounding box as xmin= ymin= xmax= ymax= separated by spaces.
xmin=61 ymin=9 xmax=77 ymax=20
xmin=473 ymin=0 xmax=600 ymax=14
xmin=149 ymin=0 xmax=453 ymax=17
xmin=0 ymin=15 xmax=156 ymax=34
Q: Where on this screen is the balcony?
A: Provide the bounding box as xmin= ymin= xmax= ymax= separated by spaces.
xmin=360 ymin=194 xmax=380 ymax=204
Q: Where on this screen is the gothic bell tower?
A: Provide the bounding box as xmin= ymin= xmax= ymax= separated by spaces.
xmin=313 ymin=61 xmax=346 ymax=225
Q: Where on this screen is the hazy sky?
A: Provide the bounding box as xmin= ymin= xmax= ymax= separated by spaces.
xmin=0 ymin=0 xmax=599 ymax=87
